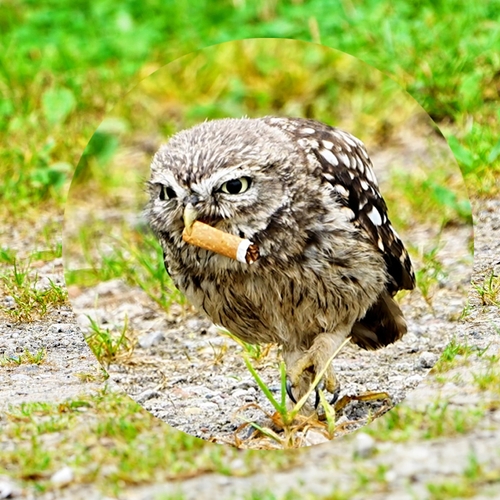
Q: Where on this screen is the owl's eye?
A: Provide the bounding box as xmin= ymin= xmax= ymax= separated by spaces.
xmin=220 ymin=177 xmax=252 ymax=195
xmin=159 ymin=185 xmax=177 ymax=201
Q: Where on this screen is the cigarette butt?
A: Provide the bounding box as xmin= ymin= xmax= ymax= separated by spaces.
xmin=182 ymin=221 xmax=259 ymax=264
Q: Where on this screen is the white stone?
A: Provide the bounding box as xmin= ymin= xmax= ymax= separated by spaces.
xmin=354 ymin=432 xmax=376 ymax=458
xmin=51 ymin=466 xmax=74 ymax=486
xmin=138 ymin=331 xmax=165 ymax=349
xmin=303 ymin=428 xmax=329 ymax=446
xmin=419 ymin=351 xmax=438 ymax=369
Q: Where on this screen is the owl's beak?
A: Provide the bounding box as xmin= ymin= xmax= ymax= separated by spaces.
xmin=183 ymin=203 xmax=199 ymax=234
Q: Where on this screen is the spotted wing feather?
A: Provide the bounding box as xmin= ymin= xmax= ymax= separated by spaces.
xmin=265 ymin=117 xmax=415 ymax=294
xmin=264 ymin=117 xmax=415 ymax=349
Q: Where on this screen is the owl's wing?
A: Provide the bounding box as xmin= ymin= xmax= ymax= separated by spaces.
xmin=264 ymin=117 xmax=416 ymax=349
xmin=265 ymin=117 xmax=415 ymax=296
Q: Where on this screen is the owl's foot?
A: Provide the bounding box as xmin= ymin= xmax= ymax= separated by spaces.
xmin=285 ymin=349 xmax=340 ymax=410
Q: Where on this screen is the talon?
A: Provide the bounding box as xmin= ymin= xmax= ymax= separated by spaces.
xmin=314 ymin=386 xmax=320 ymax=408
xmin=330 ymin=385 xmax=341 ymax=405
xmin=286 ymin=377 xmax=297 ymax=404
xmin=314 ymin=379 xmax=326 ymax=408
xmin=316 ymin=381 xmax=339 ymax=408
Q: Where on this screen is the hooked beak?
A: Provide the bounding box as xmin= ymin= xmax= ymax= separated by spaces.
xmin=183 ymin=203 xmax=199 ymax=234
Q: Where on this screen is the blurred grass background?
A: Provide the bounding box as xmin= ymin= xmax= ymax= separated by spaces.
xmin=0 ymin=0 xmax=499 ymax=496
xmin=1 ymin=0 xmax=499 ymax=221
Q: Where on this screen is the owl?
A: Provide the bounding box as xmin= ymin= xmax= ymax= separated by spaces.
xmin=146 ymin=116 xmax=415 ymax=409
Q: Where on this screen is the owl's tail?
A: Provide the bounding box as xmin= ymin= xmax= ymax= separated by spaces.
xmin=350 ymin=291 xmax=408 ymax=350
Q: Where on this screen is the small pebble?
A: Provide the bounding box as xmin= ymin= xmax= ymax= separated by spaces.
xmin=384 ymin=469 xmax=397 ymax=483
xmin=419 ymin=351 xmax=438 ymax=369
xmin=135 ymin=389 xmax=161 ymax=404
xmin=48 ymin=323 xmax=74 ymax=333
xmin=405 ymin=374 xmax=423 ymax=386
xmin=0 ymin=477 xmax=20 ymax=499
xmin=354 ymin=432 xmax=376 ymax=458
xmin=232 ymin=389 xmax=249 ymax=399
xmin=138 ymin=331 xmax=164 ymax=349
xmin=34 ymin=276 xmax=52 ymax=292
xmin=184 ymin=407 xmax=202 ymax=416
xmin=75 ymin=314 xmax=92 ymax=328
xmin=50 ymin=466 xmax=74 ymax=486
xmin=303 ymin=429 xmax=329 ymax=446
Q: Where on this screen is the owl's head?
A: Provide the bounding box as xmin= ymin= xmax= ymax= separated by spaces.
xmin=146 ymin=118 xmax=306 ymax=249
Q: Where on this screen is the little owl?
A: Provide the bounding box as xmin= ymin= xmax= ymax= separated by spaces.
xmin=146 ymin=117 xmax=415 ymax=408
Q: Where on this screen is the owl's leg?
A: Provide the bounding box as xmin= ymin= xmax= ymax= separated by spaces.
xmin=284 ymin=332 xmax=348 ymax=410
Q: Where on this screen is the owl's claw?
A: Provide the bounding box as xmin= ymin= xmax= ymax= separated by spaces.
xmin=314 ymin=386 xmax=321 ymax=408
xmin=314 ymin=381 xmax=340 ymax=408
xmin=286 ymin=377 xmax=297 ymax=404
xmin=330 ymin=384 xmax=341 ymax=405
xmin=286 ymin=348 xmax=340 ymax=411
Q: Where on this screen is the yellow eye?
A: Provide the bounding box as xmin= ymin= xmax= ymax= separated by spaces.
xmin=220 ymin=177 xmax=251 ymax=194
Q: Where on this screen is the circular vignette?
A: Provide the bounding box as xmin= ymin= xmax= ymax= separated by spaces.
xmin=63 ymin=38 xmax=473 ymax=449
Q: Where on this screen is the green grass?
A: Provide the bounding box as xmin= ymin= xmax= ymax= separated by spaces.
xmin=0 ymin=257 xmax=68 ymax=321
xmin=431 ymin=338 xmax=477 ymax=373
xmin=242 ymin=490 xmax=352 ymax=500
xmin=473 ymin=365 xmax=500 ymax=393
xmin=0 ymin=388 xmax=296 ymax=496
xmin=385 ymin=167 xmax=472 ymax=231
xmin=84 ymin=316 xmax=135 ymax=367
xmin=364 ymin=401 xmax=485 ymax=443
xmin=221 ymin=328 xmax=272 ymax=361
xmin=364 ymin=343 xmax=500 ymax=444
xmin=0 ymin=348 xmax=47 ymax=367
xmin=473 ymin=270 xmax=500 ymax=306
xmin=1 ymin=0 xmax=499 ymax=219
xmin=413 ymin=242 xmax=447 ymax=307
xmin=64 ymin=228 xmax=186 ymax=312
xmin=426 ymin=452 xmax=500 ymax=500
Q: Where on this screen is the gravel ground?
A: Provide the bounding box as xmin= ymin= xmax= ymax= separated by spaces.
xmin=67 ymin=220 xmax=472 ymax=447
xmin=0 ymin=196 xmax=498 ymax=499
xmin=2 ymin=128 xmax=500 ymax=496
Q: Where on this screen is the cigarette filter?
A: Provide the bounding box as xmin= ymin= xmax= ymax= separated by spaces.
xmin=182 ymin=221 xmax=259 ymax=264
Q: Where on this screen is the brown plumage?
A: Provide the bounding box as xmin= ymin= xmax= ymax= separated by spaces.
xmin=145 ymin=116 xmax=415 ymax=408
